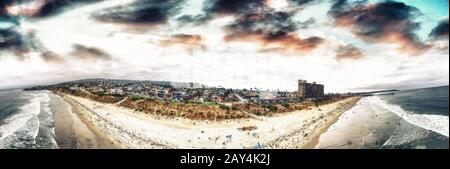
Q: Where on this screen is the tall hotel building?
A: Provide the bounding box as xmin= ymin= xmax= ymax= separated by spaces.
xmin=298 ymin=80 xmax=324 ymax=99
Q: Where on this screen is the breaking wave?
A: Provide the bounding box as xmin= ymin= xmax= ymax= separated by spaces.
xmin=0 ymin=91 xmax=56 ymax=148
xmin=0 ymin=96 xmax=40 ymax=141
xmin=367 ymin=96 xmax=449 ymax=137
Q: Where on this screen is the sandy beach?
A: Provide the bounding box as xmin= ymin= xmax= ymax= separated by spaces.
xmin=58 ymin=93 xmax=360 ymax=149
xmin=50 ymin=93 xmax=119 ymax=149
xmin=314 ymin=96 xmax=408 ymax=149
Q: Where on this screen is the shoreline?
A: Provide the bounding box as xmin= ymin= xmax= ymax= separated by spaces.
xmin=61 ymin=93 xmax=168 ymax=148
xmin=266 ymin=97 xmax=361 ymax=148
xmin=54 ymin=93 xmax=123 ymax=149
xmin=56 ymin=91 xmax=361 ymax=149
xmin=299 ymin=98 xmax=361 ymax=148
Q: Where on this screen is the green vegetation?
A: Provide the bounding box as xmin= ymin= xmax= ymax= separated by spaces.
xmin=131 ymin=95 xmax=148 ymax=101
xmin=170 ymin=100 xmax=181 ymax=105
xmin=203 ymin=101 xmax=221 ymax=106
xmin=96 ymin=91 xmax=107 ymax=96
xmin=201 ymin=101 xmax=238 ymax=110
xmin=219 ymin=104 xmax=230 ymax=110
xmin=94 ymin=91 xmax=123 ymax=98
xmin=231 ymin=106 xmax=240 ymax=110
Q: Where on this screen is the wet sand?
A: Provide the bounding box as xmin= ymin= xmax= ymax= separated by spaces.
xmin=50 ymin=93 xmax=119 ymax=149
xmin=269 ymin=98 xmax=361 ymax=148
xmin=301 ymin=107 xmax=350 ymax=149
xmin=313 ymin=97 xmax=401 ymax=149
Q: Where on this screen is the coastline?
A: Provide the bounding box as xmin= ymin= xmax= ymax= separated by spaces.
xmin=301 ymin=112 xmax=343 ymax=148
xmin=61 ymin=93 xmax=167 ymax=148
xmin=53 ymin=93 xmax=121 ymax=148
xmin=304 ymin=98 xmax=361 ymax=148
xmin=267 ymin=97 xmax=361 ymax=148
xmin=56 ymin=91 xmax=361 ymax=149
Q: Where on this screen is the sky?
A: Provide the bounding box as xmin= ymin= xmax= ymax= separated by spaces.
xmin=0 ymin=0 xmax=448 ymax=93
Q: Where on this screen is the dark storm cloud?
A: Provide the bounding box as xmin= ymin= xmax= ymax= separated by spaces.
xmin=0 ymin=29 xmax=25 ymax=51
xmin=176 ymin=14 xmax=210 ymax=26
xmin=40 ymin=50 xmax=64 ymax=63
xmin=0 ymin=1 xmax=18 ymax=19
xmin=335 ymin=44 xmax=364 ymax=60
xmin=181 ymin=0 xmax=324 ymax=54
xmin=0 ymin=1 xmax=11 ymax=16
xmin=328 ymin=0 xmax=430 ymax=55
xmin=178 ymin=0 xmax=320 ymax=28
xmin=35 ymin=0 xmax=103 ymax=17
xmin=2 ymin=0 xmax=102 ymax=18
xmin=71 ymin=44 xmax=111 ymax=60
xmin=289 ymin=0 xmax=321 ymax=6
xmin=0 ymin=1 xmax=36 ymax=58
xmin=177 ymin=0 xmax=267 ymax=25
xmin=0 ymin=26 xmax=65 ymax=62
xmin=429 ymin=19 xmax=449 ymax=40
xmin=297 ymin=18 xmax=315 ymax=29
xmin=224 ymin=11 xmax=324 ymax=54
xmin=204 ymin=0 xmax=320 ymax=14
xmin=92 ymin=0 xmax=184 ymax=25
xmin=0 ymin=0 xmax=15 ymax=11
xmin=226 ymin=11 xmax=297 ymax=38
xmin=206 ymin=0 xmax=266 ymax=15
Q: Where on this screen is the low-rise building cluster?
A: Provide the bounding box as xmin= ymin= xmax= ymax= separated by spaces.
xmin=44 ymin=78 xmax=331 ymax=106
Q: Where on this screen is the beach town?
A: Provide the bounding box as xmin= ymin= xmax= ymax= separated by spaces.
xmin=26 ymin=79 xmax=361 ymax=148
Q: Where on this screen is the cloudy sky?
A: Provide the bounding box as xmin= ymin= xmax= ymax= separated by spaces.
xmin=0 ymin=0 xmax=448 ymax=92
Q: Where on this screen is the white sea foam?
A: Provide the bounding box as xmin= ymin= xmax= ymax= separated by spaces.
xmin=29 ymin=92 xmax=51 ymax=140
xmin=0 ymin=91 xmax=52 ymax=146
xmin=367 ymin=96 xmax=449 ymax=137
xmin=40 ymin=92 xmax=58 ymax=148
xmin=0 ymin=97 xmax=40 ymax=141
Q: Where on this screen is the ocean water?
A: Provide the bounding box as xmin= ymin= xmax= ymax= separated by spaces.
xmin=0 ymin=90 xmax=57 ymax=149
xmin=0 ymin=89 xmax=117 ymax=149
xmin=315 ymin=86 xmax=449 ymax=149
xmin=379 ymin=86 xmax=449 ymax=148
